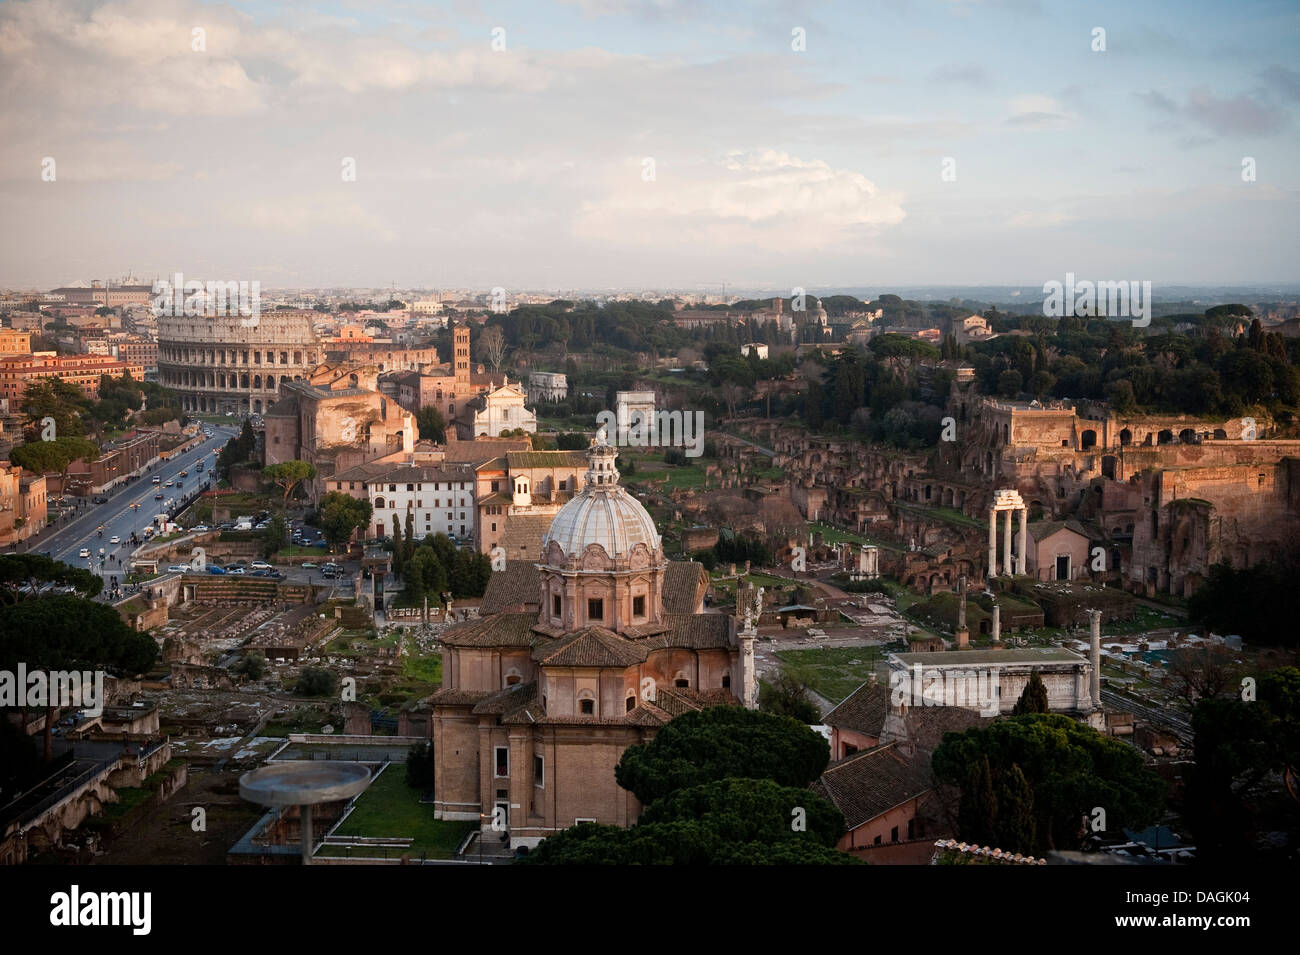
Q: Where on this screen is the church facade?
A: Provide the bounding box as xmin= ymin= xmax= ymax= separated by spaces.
xmin=430 ymin=434 xmax=757 ymax=847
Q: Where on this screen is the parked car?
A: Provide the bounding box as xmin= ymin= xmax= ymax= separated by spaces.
xmin=227 ymin=566 xmax=246 ymax=575
xmin=250 ymin=561 xmax=273 ymax=571
xmin=206 ymin=565 xmax=226 ymax=575
xmin=192 ymin=524 xmax=210 ymax=532
xmin=301 ymin=562 xmax=318 ymax=569
xmin=167 ymin=564 xmax=190 ymax=573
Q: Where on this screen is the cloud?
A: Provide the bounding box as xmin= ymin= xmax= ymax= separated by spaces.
xmin=1136 ymin=85 xmax=1287 ymax=138
xmin=927 ymin=63 xmax=991 ymax=86
xmin=573 ymin=150 xmax=906 ymax=247
xmin=1005 ymin=94 xmax=1072 ymax=127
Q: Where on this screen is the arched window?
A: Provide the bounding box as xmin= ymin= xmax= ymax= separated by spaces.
xmin=626 ymin=695 xmax=635 ymax=711
xmin=374 ymin=497 xmax=386 ymax=509
xmin=579 ymin=699 xmax=595 ymax=715
xmin=505 ymin=669 xmax=521 ymax=687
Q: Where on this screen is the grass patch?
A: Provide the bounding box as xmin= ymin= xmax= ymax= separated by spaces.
xmin=402 ymin=653 xmax=442 ymax=684
xmin=774 ymin=646 xmax=887 ymax=705
xmin=327 ymin=766 xmax=475 ymax=859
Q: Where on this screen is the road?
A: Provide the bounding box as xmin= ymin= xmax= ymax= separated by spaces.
xmin=16 ymin=425 xmax=237 ymax=593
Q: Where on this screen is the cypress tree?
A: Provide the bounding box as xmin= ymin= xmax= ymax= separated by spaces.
xmin=959 ymin=755 xmax=998 ymax=846
xmin=1012 ymin=670 xmax=1050 ymax=715
xmin=995 ymin=763 xmax=1036 ymax=854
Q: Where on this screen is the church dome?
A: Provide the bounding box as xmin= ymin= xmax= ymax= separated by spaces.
xmin=542 ymin=434 xmax=661 ymax=562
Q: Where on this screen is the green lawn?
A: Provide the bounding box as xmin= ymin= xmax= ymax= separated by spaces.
xmin=325 ymin=766 xmax=474 ymax=859
xmin=774 ymin=646 xmax=887 ymax=704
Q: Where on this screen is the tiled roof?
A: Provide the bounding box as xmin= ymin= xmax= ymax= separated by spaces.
xmin=822 ymin=680 xmax=890 ymax=738
xmin=479 ymin=562 xmax=540 ymax=614
xmin=532 ymin=627 xmax=649 ymax=668
xmin=662 ymin=561 xmax=708 ymax=613
xmin=645 ymin=613 xmax=732 ymax=650
xmin=441 ymin=437 xmax=532 ymax=465
xmin=499 ymin=512 xmax=553 ymax=561
xmin=471 ymin=680 xmax=537 ymax=715
xmin=1028 ymin=518 xmax=1092 ymax=542
xmin=885 ymin=704 xmax=988 ymax=752
xmin=811 ymin=743 xmax=934 ymax=831
xmin=438 ymin=612 xmax=536 ymax=648
xmin=428 ymin=687 xmax=494 ymax=706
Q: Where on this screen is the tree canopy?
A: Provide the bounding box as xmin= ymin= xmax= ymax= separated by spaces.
xmin=931 ymin=713 xmax=1165 ymax=855
xmin=615 ymin=706 xmax=830 ymax=805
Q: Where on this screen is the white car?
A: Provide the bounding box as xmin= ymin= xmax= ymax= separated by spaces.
xmin=250 ymin=561 xmax=273 ymax=571
xmin=109 ymin=535 xmax=120 ymax=544
xmin=79 ymin=548 xmax=90 ymax=558
xmin=167 ymin=564 xmax=190 ymax=573
xmin=192 ymin=524 xmax=210 ymax=532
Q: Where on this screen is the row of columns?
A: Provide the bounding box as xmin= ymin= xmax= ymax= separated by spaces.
xmin=987 ymin=505 xmax=1028 ymax=577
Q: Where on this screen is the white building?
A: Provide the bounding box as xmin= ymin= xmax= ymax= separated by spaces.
xmin=741 ymin=343 xmax=768 ymax=360
xmin=334 ymin=461 xmax=479 ymax=542
xmin=456 ymin=378 xmax=537 ymax=439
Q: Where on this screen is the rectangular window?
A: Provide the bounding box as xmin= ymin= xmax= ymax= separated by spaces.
xmin=587 ymin=598 xmax=603 ymax=621
xmin=491 ymin=522 xmax=497 ymax=532
xmin=494 ymin=746 xmax=509 ymax=778
xmin=534 ymin=755 xmax=544 ymax=788
xmin=575 ymin=817 xmax=596 ymax=825
xmin=891 ymin=826 xmax=899 ymax=843
xmin=553 ymin=594 xmax=561 ymax=617
xmin=633 ymin=595 xmax=645 ymax=617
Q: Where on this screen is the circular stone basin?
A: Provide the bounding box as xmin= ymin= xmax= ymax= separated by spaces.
xmin=240 ymin=761 xmax=371 ymax=807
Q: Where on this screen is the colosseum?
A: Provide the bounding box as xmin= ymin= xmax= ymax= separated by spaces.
xmin=157 ymin=311 xmax=321 ymax=414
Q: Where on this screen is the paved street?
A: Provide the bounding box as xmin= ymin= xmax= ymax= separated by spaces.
xmin=14 ymin=425 xmax=237 ymax=592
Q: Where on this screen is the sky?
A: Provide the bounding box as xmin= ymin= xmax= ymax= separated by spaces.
xmin=1 ymin=0 xmax=1297 ymax=291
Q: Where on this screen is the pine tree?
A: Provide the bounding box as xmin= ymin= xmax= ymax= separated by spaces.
xmin=1012 ymin=670 xmax=1050 ymax=715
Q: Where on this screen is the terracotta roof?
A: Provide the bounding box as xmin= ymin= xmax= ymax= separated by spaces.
xmin=532 ymin=627 xmax=649 ymax=668
xmin=822 ymin=680 xmax=890 ymax=738
xmin=479 ymin=562 xmax=540 ymax=614
xmin=438 ymin=612 xmax=536 ymax=648
xmin=811 ymin=743 xmax=934 ymax=831
xmin=662 ymin=561 xmax=708 ymax=613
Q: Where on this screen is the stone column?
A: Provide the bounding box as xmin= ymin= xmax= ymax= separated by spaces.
xmin=1089 ymin=609 xmax=1102 ymax=707
xmin=991 ymin=604 xmax=1001 ymax=644
xmin=988 ymin=507 xmax=998 ymax=578
xmin=1016 ymin=507 xmax=1028 ymax=576
xmin=1002 ymin=507 xmax=1013 ymax=578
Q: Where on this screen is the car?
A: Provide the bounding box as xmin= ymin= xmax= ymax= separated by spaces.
xmin=109 ymin=536 xmax=120 ymax=544
xmin=79 ymin=548 xmax=90 ymax=558
xmin=250 ymin=561 xmax=273 ymax=571
xmin=93 ymin=496 xmax=108 ymax=505
xmin=151 ymin=477 xmax=161 ymax=485
xmin=155 ymin=492 xmax=164 ymax=500
xmin=164 ymin=480 xmax=174 ymax=487
xmin=301 ymin=562 xmax=318 ymax=569
xmin=179 ymin=470 xmax=188 ymax=477
xmin=192 ymin=524 xmax=209 ymax=532
xmin=206 ymin=565 xmax=226 ymax=575
xmin=227 ymin=566 xmax=245 ymax=575
xmin=167 ymin=564 xmax=190 ymax=573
